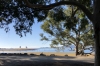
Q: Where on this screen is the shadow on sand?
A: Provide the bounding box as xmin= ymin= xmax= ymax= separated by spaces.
xmin=0 ymin=55 xmax=94 ymax=66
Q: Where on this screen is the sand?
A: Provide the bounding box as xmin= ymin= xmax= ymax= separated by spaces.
xmin=27 ymin=52 xmax=76 ymax=56
xmin=0 ymin=52 xmax=94 ymax=66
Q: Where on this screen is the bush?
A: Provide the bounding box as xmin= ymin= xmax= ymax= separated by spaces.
xmin=65 ymin=54 xmax=68 ymax=56
xmin=40 ymin=53 xmax=46 ymax=56
xmin=50 ymin=54 xmax=55 ymax=56
xmin=24 ymin=53 xmax=28 ymax=55
xmin=30 ymin=54 xmax=36 ymax=56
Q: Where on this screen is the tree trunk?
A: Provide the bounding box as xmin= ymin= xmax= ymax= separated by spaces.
xmin=93 ymin=0 xmax=100 ymax=66
xmin=76 ymin=42 xmax=79 ymax=56
xmin=81 ymin=45 xmax=85 ymax=55
xmin=94 ymin=26 xmax=100 ymax=66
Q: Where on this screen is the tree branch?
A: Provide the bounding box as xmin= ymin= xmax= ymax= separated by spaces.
xmin=71 ymin=7 xmax=79 ymax=17
xmin=23 ymin=0 xmax=93 ymax=21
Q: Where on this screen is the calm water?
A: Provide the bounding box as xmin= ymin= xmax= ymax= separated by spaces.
xmin=0 ymin=47 xmax=75 ymax=53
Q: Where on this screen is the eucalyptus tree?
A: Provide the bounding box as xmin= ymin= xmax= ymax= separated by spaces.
xmin=40 ymin=7 xmax=93 ymax=56
xmin=64 ymin=6 xmax=91 ymax=56
xmin=0 ymin=0 xmax=100 ymax=66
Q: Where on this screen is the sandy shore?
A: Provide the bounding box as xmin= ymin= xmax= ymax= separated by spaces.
xmin=27 ymin=52 xmax=76 ymax=56
xmin=0 ymin=51 xmax=94 ymax=56
xmin=0 ymin=52 xmax=76 ymax=56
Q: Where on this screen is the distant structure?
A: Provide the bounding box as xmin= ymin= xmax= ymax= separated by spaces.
xmin=19 ymin=46 xmax=21 ymax=48
xmin=26 ymin=46 xmax=27 ymax=48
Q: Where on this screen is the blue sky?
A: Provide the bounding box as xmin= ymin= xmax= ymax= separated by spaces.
xmin=0 ymin=20 xmax=51 ymax=48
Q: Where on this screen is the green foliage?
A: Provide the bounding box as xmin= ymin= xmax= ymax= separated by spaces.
xmin=41 ymin=21 xmax=54 ymax=35
xmin=80 ymin=18 xmax=89 ymax=30
xmin=40 ymin=4 xmax=94 ymax=51
xmin=81 ymin=25 xmax=94 ymax=47
xmin=0 ymin=0 xmax=93 ymax=37
xmin=0 ymin=0 xmax=49 ymax=37
xmin=40 ymin=33 xmax=49 ymax=41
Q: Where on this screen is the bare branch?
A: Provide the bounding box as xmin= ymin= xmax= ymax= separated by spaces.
xmin=23 ymin=0 xmax=93 ymax=21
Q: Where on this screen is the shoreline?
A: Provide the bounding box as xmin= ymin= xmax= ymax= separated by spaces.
xmin=0 ymin=52 xmax=75 ymax=56
xmin=0 ymin=52 xmax=95 ymax=57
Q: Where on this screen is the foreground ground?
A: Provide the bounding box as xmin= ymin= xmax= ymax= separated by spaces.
xmin=0 ymin=55 xmax=94 ymax=66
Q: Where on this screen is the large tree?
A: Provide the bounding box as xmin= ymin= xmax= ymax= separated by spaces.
xmin=40 ymin=9 xmax=94 ymax=56
xmin=21 ymin=1 xmax=100 ymax=66
xmin=0 ymin=0 xmax=99 ymax=66
xmin=40 ymin=5 xmax=94 ymax=56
